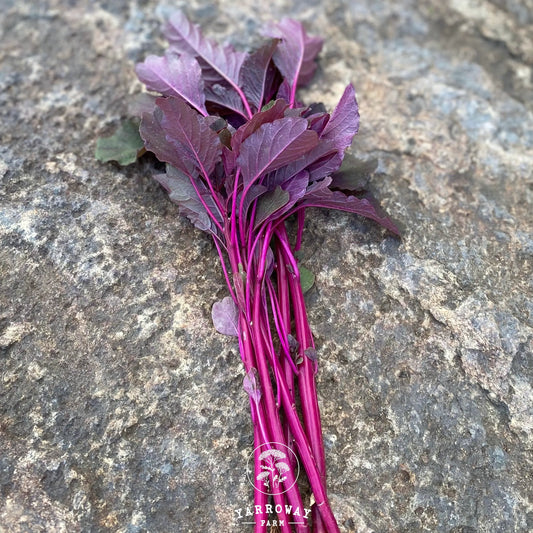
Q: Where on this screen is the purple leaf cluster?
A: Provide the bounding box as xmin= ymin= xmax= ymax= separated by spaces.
xmin=134 ymin=11 xmax=399 ymax=533
xmin=136 ymin=14 xmax=398 ymax=239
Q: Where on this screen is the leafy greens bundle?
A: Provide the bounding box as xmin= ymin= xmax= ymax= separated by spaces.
xmin=99 ymin=11 xmax=399 ymax=532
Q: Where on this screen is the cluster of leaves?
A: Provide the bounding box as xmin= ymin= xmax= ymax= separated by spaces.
xmin=98 ymin=13 xmax=397 ymax=238
xmin=97 ymin=10 xmax=398 ymax=533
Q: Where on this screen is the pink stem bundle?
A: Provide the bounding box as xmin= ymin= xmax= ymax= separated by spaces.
xmin=131 ymin=10 xmax=399 ymax=531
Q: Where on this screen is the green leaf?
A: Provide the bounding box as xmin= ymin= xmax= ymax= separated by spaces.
xmin=253 ymin=186 xmax=290 ymax=230
xmin=95 ymin=119 xmax=144 ymax=166
xmin=299 ymin=265 xmax=315 ymax=294
xmin=261 ymin=99 xmax=277 ymax=112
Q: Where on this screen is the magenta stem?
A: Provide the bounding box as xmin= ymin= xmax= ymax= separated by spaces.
xmin=277 ymin=225 xmax=330 ymax=533
xmin=240 ymin=304 xmax=308 ymax=531
xmin=266 ymin=278 xmax=298 ymax=377
xmin=249 ymin=281 xmax=309 ymax=532
xmin=253 ymin=418 xmax=269 ymax=533
xmin=185 ymin=173 xmax=224 ymax=233
xmin=295 ymin=208 xmax=306 ymax=251
xmin=212 ymin=235 xmax=237 ymax=304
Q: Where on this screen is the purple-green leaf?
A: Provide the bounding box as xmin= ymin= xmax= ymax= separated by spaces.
xmin=240 ymin=184 xmax=267 ymax=222
xmin=262 ymin=170 xmax=309 ymax=219
xmin=253 ymin=186 xmax=290 ymax=230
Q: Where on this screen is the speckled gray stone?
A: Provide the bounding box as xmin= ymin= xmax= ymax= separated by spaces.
xmin=0 ymin=1 xmax=532 ymax=532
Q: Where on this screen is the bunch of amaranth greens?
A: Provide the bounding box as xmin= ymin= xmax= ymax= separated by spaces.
xmin=102 ymin=10 xmax=399 ymax=533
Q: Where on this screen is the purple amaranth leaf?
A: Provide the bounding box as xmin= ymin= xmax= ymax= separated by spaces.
xmin=320 ymin=84 xmax=360 ymax=152
xmin=140 ymin=102 xmax=224 ymax=232
xmin=243 ymin=368 xmax=262 ymax=404
xmin=329 ymin=156 xmax=378 ymax=191
xmin=223 ymin=98 xmax=289 ymax=177
xmin=156 ymin=96 xmax=222 ymax=178
xmin=306 ymin=151 xmax=344 ymax=181
xmin=304 ymin=347 xmax=318 ymax=362
xmin=164 ymin=11 xmax=249 ymax=117
xmin=204 ymin=83 xmax=245 ymax=118
xmin=155 ymin=165 xmax=223 ymax=233
xmin=253 ymin=186 xmax=290 ymax=230
xmin=276 ymin=79 xmax=292 ymax=102
xmin=240 ymin=184 xmax=267 ymax=221
xmin=296 ymin=180 xmax=400 ymax=235
xmin=265 ymin=19 xmax=323 ymax=96
xmin=264 ymin=246 xmax=275 ymax=279
xmin=128 ymin=93 xmax=157 ymax=118
xmin=232 ymin=99 xmax=288 ymax=150
xmin=287 ymin=334 xmax=300 ymax=354
xmin=308 ymin=112 xmax=330 ymax=135
xmin=240 ymin=39 xmax=280 ymax=111
xmin=302 ymin=102 xmax=327 ymax=116
xmin=263 ymin=140 xmax=337 ymax=186
xmin=135 ymin=52 xmax=207 ymax=115
xmin=140 ymin=108 xmax=195 ymax=175
xmin=263 ymin=170 xmax=309 ymax=209
xmin=262 ymin=87 xmax=358 ymax=184
xmin=212 ymin=295 xmax=239 ymax=336
xmin=237 ymin=116 xmax=318 ymax=187
xmin=222 ymin=99 xmax=288 ymax=177
xmin=254 ymin=171 xmax=309 ymax=231
xmin=164 ymin=11 xmax=247 ymax=84
xmin=222 ymin=145 xmax=235 ymax=179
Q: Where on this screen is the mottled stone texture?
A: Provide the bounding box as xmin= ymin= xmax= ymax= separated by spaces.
xmin=0 ymin=1 xmax=532 ymax=532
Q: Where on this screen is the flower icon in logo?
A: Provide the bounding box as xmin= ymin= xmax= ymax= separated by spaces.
xmin=256 ymin=449 xmax=290 ymax=491
xmin=246 ymin=442 xmax=299 ymax=496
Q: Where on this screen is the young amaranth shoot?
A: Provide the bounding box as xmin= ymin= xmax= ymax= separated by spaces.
xmin=98 ymin=11 xmax=399 ymax=533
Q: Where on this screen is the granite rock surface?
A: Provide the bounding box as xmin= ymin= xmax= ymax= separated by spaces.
xmin=0 ymin=1 xmax=532 ymax=532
